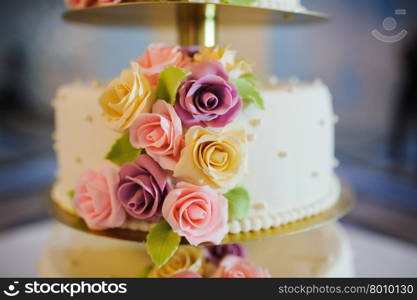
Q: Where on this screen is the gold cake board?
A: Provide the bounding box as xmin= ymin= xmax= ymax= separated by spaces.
xmin=46 ymin=178 xmax=354 ymax=245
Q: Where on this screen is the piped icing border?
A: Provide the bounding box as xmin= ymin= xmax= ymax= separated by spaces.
xmin=228 ymin=175 xmax=340 ymax=233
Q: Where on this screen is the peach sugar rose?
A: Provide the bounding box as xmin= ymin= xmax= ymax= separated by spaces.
xmin=129 ymin=100 xmax=184 ymax=171
xmin=137 ymin=43 xmax=191 ymax=86
xmin=162 ymin=182 xmax=228 ymax=246
xmin=74 ymin=168 xmax=126 ymax=230
xmin=213 ymin=255 xmax=271 ymax=278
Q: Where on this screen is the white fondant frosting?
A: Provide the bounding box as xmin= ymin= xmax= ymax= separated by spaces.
xmin=51 ymin=81 xmax=120 ymax=214
xmin=231 ymin=80 xmax=338 ymax=232
xmin=51 ymin=78 xmax=339 ymax=234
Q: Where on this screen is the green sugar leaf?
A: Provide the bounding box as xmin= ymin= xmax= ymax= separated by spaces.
xmin=233 ymin=78 xmax=265 ymax=110
xmin=156 ymin=66 xmax=190 ymax=104
xmin=224 ymin=186 xmax=251 ymax=221
xmin=138 ymin=265 xmax=153 ymax=278
xmin=239 ymin=73 xmax=261 ymax=88
xmin=105 ymin=132 xmax=142 ymax=166
xmin=146 ymin=220 xmax=181 ymax=267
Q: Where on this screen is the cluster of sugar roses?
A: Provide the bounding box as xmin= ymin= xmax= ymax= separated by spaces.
xmin=73 ymin=43 xmax=264 ymax=266
xmin=142 ymin=244 xmax=270 ymax=278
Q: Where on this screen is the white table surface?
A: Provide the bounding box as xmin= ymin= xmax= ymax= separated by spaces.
xmin=0 ymin=220 xmax=416 ymax=277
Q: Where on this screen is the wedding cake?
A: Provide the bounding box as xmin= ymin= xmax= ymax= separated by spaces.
xmin=45 ymin=0 xmax=351 ymax=278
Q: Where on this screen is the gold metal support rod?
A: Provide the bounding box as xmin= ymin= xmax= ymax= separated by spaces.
xmin=176 ymin=4 xmax=217 ymax=47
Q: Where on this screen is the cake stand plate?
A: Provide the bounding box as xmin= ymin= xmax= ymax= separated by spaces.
xmin=62 ymin=1 xmax=329 ymax=27
xmin=46 ymin=178 xmax=354 ymax=245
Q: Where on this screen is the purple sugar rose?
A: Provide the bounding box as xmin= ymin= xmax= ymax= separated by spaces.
xmin=117 ymin=154 xmax=172 ymax=221
xmin=204 ymin=244 xmax=247 ymax=266
xmin=175 ymin=61 xmax=242 ymax=128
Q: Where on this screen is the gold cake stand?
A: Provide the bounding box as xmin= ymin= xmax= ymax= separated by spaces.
xmin=62 ymin=1 xmax=329 ymax=46
xmin=46 ymin=179 xmax=354 ymax=245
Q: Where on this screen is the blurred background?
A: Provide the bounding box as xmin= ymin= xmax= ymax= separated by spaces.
xmin=0 ymin=0 xmax=416 ymax=276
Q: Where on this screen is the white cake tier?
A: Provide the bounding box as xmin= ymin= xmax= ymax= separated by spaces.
xmin=38 ymin=222 xmax=353 ymax=277
xmin=51 ymin=79 xmax=339 ymax=234
xmin=231 ymin=80 xmax=339 ymax=233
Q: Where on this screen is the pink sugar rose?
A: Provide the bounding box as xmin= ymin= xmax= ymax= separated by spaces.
xmin=162 ymin=182 xmax=228 ymax=246
xmin=213 ymin=255 xmax=271 ymax=278
xmin=75 ymin=168 xmax=126 ymax=230
xmin=137 ymin=43 xmax=191 ymax=86
xmin=129 ymin=100 xmax=184 ymax=171
xmin=172 ymin=270 xmax=203 ymax=278
xmin=65 ymin=0 xmax=97 ymax=8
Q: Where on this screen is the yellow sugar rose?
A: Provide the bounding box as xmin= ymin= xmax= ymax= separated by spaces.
xmin=194 ymin=46 xmax=235 ymax=69
xmin=99 ymin=62 xmax=154 ymax=130
xmin=194 ymin=46 xmax=253 ymax=78
xmin=149 ymin=246 xmax=204 ymax=278
xmin=229 ymin=58 xmax=253 ymax=79
xmin=173 ymin=126 xmax=247 ymax=190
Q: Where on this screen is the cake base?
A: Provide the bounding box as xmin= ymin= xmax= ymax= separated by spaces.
xmin=38 ymin=222 xmax=353 ymax=277
xmin=47 ymin=177 xmax=353 ymax=244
